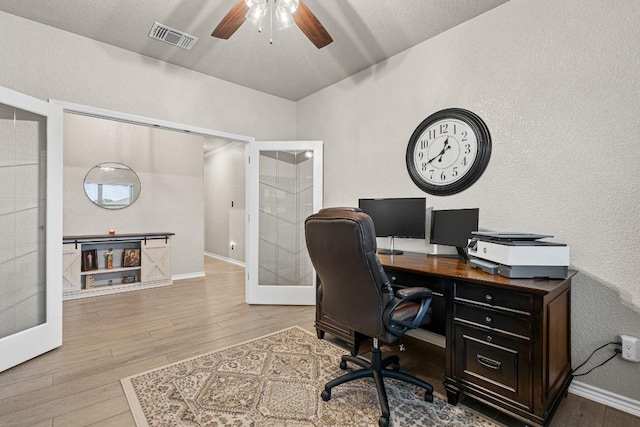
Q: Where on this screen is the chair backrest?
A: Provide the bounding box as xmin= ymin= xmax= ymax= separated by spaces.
xmin=305 ymin=207 xmax=394 ymax=340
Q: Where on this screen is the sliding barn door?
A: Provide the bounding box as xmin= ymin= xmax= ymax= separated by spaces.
xmin=0 ymin=86 xmax=63 ymax=372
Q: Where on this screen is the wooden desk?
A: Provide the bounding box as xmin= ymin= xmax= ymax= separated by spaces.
xmin=315 ymin=251 xmax=576 ymax=427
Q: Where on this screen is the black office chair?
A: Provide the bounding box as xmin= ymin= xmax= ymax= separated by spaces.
xmin=305 ymin=207 xmax=434 ymax=427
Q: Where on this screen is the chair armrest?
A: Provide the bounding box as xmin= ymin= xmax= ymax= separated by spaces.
xmin=383 ymin=287 xmax=432 ymax=337
xmin=395 ymin=287 xmax=432 ymax=300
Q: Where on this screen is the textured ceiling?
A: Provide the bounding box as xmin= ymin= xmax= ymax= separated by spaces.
xmin=0 ymin=0 xmax=509 ymax=101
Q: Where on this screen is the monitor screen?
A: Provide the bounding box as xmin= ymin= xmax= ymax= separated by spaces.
xmin=430 ymin=208 xmax=479 ymax=248
xmin=358 ymin=198 xmax=426 ymax=238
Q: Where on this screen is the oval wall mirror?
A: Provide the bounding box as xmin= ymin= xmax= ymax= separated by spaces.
xmin=83 ymin=162 xmax=141 ymax=209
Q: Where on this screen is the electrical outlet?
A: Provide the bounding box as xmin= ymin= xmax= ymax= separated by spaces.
xmin=619 ymin=335 xmax=640 ymax=362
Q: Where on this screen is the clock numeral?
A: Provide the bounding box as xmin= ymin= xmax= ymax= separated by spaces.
xmin=429 ymin=169 xmax=435 ymax=179
xmin=417 ymin=152 xmax=424 ymax=160
xmin=461 ymin=131 xmax=468 ymax=141
xmin=440 ymin=171 xmax=446 ymax=181
xmin=428 ymin=129 xmax=436 ymax=139
xmin=421 ymin=162 xmax=428 ymax=172
xmin=453 ymin=124 xmax=457 ymax=134
xmin=452 ymin=167 xmax=458 ymax=177
xmin=439 ymin=123 xmax=448 ymax=134
xmin=420 ymin=139 xmax=428 ymax=150
xmin=465 ymin=143 xmax=471 ymax=154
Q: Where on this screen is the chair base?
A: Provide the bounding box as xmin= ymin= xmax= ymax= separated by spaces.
xmin=321 ymin=339 xmax=434 ymax=427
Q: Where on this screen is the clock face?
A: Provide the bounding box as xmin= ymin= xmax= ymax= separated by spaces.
xmin=406 ymin=109 xmax=491 ymax=196
xmin=411 ymin=118 xmax=478 ymax=186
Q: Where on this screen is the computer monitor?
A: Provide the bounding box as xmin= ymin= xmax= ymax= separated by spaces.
xmin=429 ymin=208 xmax=479 ymax=261
xmin=358 ymin=197 xmax=426 ymax=255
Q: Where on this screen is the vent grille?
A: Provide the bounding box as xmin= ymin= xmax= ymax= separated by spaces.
xmin=148 ymin=22 xmax=198 ymax=50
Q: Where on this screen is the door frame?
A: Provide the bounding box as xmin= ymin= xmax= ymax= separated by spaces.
xmin=51 ymin=100 xmax=255 ymax=271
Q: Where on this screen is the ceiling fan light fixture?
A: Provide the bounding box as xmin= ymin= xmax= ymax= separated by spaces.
xmin=246 ymin=1 xmax=267 ymax=29
xmin=275 ymin=5 xmax=295 ymax=30
xmin=214 ymin=0 xmax=332 ymax=49
xmin=279 ymin=0 xmax=299 ymax=14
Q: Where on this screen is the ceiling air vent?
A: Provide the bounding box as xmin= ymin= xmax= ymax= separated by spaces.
xmin=148 ymin=22 xmax=198 ymax=50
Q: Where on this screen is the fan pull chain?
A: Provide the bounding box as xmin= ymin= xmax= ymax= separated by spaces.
xmin=269 ymin=0 xmax=274 ymax=44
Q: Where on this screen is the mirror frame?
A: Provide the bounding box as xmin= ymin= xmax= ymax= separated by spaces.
xmin=83 ymin=162 xmax=141 ymax=210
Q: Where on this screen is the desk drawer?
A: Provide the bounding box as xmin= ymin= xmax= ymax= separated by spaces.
xmin=455 ymin=303 xmax=531 ymax=339
xmin=453 ymin=323 xmax=532 ymax=410
xmin=454 ymin=281 xmax=532 ymax=314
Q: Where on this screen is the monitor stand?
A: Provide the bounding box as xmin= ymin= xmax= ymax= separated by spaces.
xmin=428 ymin=246 xmax=468 ymax=263
xmin=378 ymin=236 xmax=403 ymax=255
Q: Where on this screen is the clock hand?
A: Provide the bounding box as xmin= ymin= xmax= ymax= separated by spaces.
xmin=427 ymin=137 xmax=450 ymax=164
xmin=437 ymin=144 xmax=452 ymax=162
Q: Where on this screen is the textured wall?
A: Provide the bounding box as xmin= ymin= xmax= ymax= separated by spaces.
xmin=297 ymin=0 xmax=640 ymax=401
xmin=0 ymin=11 xmax=296 ymax=141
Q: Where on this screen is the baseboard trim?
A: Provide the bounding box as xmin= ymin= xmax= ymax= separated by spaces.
xmin=172 ymin=272 xmax=205 ymax=281
xmin=204 ymin=252 xmax=246 ymax=267
xmin=569 ymin=380 xmax=640 ymax=417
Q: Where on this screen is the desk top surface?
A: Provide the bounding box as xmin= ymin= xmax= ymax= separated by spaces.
xmin=377 ymin=251 xmax=576 ymax=295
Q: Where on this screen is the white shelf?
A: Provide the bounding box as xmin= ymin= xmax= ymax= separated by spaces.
xmin=81 ymin=266 xmax=141 ymax=275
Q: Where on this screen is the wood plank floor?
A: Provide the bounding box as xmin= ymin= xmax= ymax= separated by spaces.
xmin=0 ymin=257 xmax=637 ymax=427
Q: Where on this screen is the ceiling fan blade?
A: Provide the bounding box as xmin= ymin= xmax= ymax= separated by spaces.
xmin=293 ymin=1 xmax=333 ymax=49
xmin=211 ymin=0 xmax=249 ymax=39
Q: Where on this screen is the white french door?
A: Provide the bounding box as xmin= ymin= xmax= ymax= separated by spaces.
xmin=246 ymin=141 xmax=323 ymax=305
xmin=0 ymin=86 xmax=63 ymax=372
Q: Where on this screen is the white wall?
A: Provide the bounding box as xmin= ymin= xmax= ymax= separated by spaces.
xmin=0 ymin=12 xmax=296 ymax=141
xmin=204 ymin=143 xmax=246 ymax=263
xmin=0 ymin=11 xmax=296 ymax=276
xmin=297 ymin=0 xmax=640 ymax=401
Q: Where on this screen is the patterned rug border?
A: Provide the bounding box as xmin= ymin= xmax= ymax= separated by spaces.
xmin=121 ymin=326 xmax=503 ymax=427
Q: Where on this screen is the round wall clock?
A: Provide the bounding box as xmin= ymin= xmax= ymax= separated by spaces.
xmin=406 ymin=108 xmax=491 ymax=196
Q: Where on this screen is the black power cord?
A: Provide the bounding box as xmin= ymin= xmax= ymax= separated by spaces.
xmin=572 ymin=341 xmax=621 ymax=377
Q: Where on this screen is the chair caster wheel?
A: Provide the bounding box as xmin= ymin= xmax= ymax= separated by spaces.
xmin=321 ymin=390 xmax=331 ymax=401
xmin=340 ymin=360 xmax=347 ymax=370
xmin=379 ymin=416 xmax=389 ymax=427
xmin=425 ymin=392 xmax=434 ymax=403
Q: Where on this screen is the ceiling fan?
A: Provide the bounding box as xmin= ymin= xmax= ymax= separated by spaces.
xmin=211 ymin=0 xmax=333 ymax=49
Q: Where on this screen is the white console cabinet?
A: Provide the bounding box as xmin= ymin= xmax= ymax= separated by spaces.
xmin=63 ymin=233 xmax=173 ymax=300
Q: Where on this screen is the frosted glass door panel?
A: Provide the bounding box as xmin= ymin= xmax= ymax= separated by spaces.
xmin=0 ymin=105 xmax=47 ymax=339
xmin=259 ymin=151 xmax=311 ymax=287
xmin=247 ymin=141 xmax=323 ymax=305
xmin=0 ymin=86 xmax=62 ymax=373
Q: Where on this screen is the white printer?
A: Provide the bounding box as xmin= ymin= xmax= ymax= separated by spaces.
xmin=467 ymin=232 xmax=569 ymax=279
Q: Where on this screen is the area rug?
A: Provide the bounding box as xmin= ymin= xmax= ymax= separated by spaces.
xmin=121 ymin=326 xmax=500 ymax=426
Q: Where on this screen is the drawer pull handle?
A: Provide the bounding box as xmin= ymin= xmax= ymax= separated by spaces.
xmin=486 ymin=335 xmax=493 ymax=342
xmin=485 ymin=316 xmax=492 ymax=324
xmin=477 ymin=355 xmax=502 ymax=370
xmin=485 ymin=294 xmax=493 ymax=302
